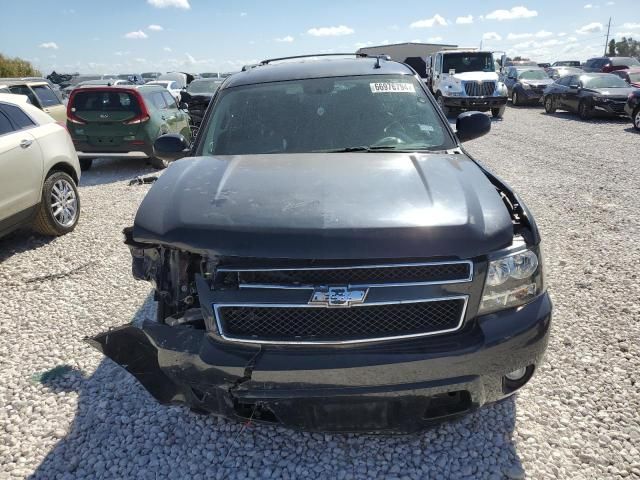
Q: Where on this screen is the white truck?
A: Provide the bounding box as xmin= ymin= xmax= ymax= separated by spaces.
xmin=425 ymin=50 xmax=508 ymax=118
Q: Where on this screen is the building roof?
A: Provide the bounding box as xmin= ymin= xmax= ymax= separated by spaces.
xmin=224 ymin=57 xmax=414 ymax=88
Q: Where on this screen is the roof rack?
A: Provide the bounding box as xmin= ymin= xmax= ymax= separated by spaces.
xmin=259 ymin=52 xmax=390 ymax=66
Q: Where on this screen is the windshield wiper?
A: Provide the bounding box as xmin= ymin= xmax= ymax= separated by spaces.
xmin=318 ymin=145 xmax=414 ymax=153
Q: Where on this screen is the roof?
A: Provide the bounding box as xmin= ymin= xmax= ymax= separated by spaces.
xmin=75 ymin=84 xmax=165 ymax=91
xmin=224 ymin=57 xmax=414 ymax=88
xmin=0 ymin=79 xmax=49 ymax=87
xmin=0 ymin=93 xmax=29 ymax=104
xmin=359 ymin=41 xmax=458 ymax=49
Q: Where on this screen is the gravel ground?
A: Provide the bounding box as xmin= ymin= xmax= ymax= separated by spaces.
xmin=1 ymin=106 xmax=639 ymax=480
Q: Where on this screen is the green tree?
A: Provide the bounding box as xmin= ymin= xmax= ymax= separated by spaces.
xmin=0 ymin=53 xmax=41 ymax=77
xmin=607 ymin=39 xmax=616 ymax=57
xmin=614 ymin=37 xmax=640 ymax=57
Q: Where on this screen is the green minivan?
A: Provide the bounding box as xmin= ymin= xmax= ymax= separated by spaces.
xmin=67 ymin=84 xmax=191 ymax=170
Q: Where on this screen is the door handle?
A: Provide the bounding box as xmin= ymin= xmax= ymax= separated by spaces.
xmin=20 ymin=139 xmax=33 ymax=148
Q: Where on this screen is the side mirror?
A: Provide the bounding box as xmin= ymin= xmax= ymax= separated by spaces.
xmin=569 ymin=84 xmax=579 ymax=89
xmin=456 ymin=111 xmax=492 ymax=143
xmin=153 ymin=134 xmax=190 ymax=163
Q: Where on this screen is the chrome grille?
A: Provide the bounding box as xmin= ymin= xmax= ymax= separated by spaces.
xmin=215 ymin=298 xmax=467 ymax=344
xmin=218 ymin=261 xmax=472 ymax=288
xmin=463 ymin=81 xmax=496 ymax=97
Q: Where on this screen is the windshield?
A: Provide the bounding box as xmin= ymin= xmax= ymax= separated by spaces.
xmin=611 ymin=57 xmax=640 ymax=66
xmin=555 ymin=61 xmax=580 ymax=67
xmin=443 ymin=53 xmax=494 ymax=73
xmin=199 ymin=75 xmax=453 ymax=155
xmin=583 ymin=75 xmax=630 ymax=88
xmin=187 ymin=80 xmax=222 ymax=93
xmin=518 ymin=70 xmax=548 ymax=80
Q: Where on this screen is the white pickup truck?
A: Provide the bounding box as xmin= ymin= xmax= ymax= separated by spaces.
xmin=426 ymin=50 xmax=508 ymax=118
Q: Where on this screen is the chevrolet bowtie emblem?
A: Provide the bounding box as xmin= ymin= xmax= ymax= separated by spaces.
xmin=309 ymin=286 xmax=368 ymax=307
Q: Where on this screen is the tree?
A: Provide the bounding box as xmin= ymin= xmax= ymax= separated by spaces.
xmin=0 ymin=53 xmax=40 ymax=77
xmin=607 ymin=39 xmax=616 ymax=57
xmin=613 ymin=37 xmax=640 ymax=57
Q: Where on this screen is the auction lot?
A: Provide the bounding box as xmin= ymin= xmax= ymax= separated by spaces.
xmin=1 ymin=105 xmax=639 ymax=479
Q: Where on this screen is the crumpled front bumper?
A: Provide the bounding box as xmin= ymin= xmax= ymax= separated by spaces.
xmin=88 ymin=293 xmax=551 ymax=433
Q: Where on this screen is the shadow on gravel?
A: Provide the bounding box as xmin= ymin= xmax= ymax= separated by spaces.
xmin=538 ymin=111 xmax=630 ymax=125
xmin=0 ymin=230 xmax=55 ymax=263
xmin=79 ymin=157 xmax=156 ymax=187
xmin=30 ymin=298 xmax=526 ymax=480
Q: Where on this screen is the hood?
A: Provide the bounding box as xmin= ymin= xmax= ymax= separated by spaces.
xmin=133 ymin=153 xmax=514 ymax=260
xmin=450 ymin=71 xmax=499 ymax=82
xmin=521 ymin=78 xmax=554 ymax=87
xmin=589 ymin=86 xmax=637 ymax=97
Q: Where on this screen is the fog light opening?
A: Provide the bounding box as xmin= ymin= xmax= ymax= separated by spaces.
xmin=502 ymin=365 xmax=535 ymax=394
xmin=505 ymin=367 xmax=527 ymax=381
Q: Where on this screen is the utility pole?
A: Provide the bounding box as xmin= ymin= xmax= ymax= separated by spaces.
xmin=604 ymin=17 xmax=611 ymax=56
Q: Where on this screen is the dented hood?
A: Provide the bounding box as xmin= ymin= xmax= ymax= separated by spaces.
xmin=133 ymin=153 xmax=513 ymax=259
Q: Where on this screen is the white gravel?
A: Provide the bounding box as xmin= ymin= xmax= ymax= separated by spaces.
xmin=1 ymin=107 xmax=639 ymax=479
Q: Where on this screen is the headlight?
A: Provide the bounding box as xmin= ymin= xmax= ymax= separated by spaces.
xmin=479 ymin=248 xmax=544 ymax=315
xmin=444 ymin=84 xmax=463 ymax=96
xmin=521 ymin=83 xmax=531 ymax=90
xmin=592 ymin=96 xmax=606 ymax=102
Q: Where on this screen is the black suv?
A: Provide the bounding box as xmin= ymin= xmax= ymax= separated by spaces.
xmin=90 ymin=55 xmax=552 ymax=433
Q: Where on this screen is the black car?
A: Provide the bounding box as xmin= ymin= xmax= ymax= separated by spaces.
xmin=502 ymin=67 xmax=554 ymax=105
xmin=543 ymin=73 xmax=636 ymax=119
xmin=181 ymin=78 xmax=225 ymax=129
xmin=626 ymin=90 xmax=640 ymax=131
xmin=89 ymin=55 xmax=551 ymax=433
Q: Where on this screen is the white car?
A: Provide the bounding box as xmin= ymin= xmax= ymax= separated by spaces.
xmin=0 ymin=94 xmax=81 ymax=238
xmin=145 ymin=80 xmax=183 ymax=102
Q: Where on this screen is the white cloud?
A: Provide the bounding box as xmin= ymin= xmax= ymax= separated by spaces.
xmin=567 ymin=36 xmax=578 ymax=42
xmin=485 ymin=6 xmax=538 ymax=21
xmin=240 ymin=12 xmax=247 ymax=16
xmin=606 ymin=1 xmax=615 ymax=4
xmin=275 ymin=35 xmax=294 ymax=43
xmin=410 ymin=14 xmax=448 ymax=28
xmin=307 ymin=25 xmax=354 ymax=37
xmin=506 ymin=30 xmax=552 ymax=40
xmin=584 ymin=4 xmax=595 ymax=8
xmin=163 ymin=46 xmax=172 ymax=52
xmin=558 ymin=32 xmax=567 ymax=37
xmin=147 ymin=0 xmax=190 ymax=9
xmin=456 ymin=15 xmax=473 ymax=25
xmin=576 ymin=22 xmax=603 ymax=34
xmin=124 ymin=30 xmax=148 ymax=39
xmin=114 ymin=51 xmax=130 ymax=56
xmin=39 ymin=42 xmax=59 ymax=49
xmin=621 ymin=22 xmax=640 ymax=30
xmin=185 ymin=53 xmax=197 ymax=64
xmin=148 ymin=24 xmax=163 ymax=31
xmin=483 ymin=32 xmax=502 ymax=41
xmin=427 ymin=36 xmax=443 ymax=42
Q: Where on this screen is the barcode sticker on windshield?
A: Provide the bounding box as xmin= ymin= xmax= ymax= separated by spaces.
xmin=369 ymin=82 xmax=416 ymax=93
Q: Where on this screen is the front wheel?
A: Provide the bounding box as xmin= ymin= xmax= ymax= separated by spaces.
xmin=512 ymin=90 xmax=519 ymax=106
xmin=491 ymin=106 xmax=506 ymax=118
xmin=578 ymin=100 xmax=592 ymax=120
xmin=544 ymin=96 xmax=556 ymax=114
xmin=436 ymin=93 xmax=450 ymax=117
xmin=32 ymin=171 xmax=80 ymax=236
xmin=633 ymin=107 xmax=640 ymax=131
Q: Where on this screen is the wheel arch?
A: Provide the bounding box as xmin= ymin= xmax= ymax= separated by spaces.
xmin=47 ymin=161 xmax=79 ymax=185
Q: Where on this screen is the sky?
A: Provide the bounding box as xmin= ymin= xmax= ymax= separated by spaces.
xmin=1 ymin=0 xmax=638 ymax=74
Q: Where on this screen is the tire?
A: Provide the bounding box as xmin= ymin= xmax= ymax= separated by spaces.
xmin=436 ymin=93 xmax=450 ymax=117
xmin=149 ymin=156 xmax=170 ymax=169
xmin=79 ymin=158 xmax=93 ymax=171
xmin=32 ymin=171 xmax=80 ymax=236
xmin=578 ymin=100 xmax=592 ymax=120
xmin=633 ymin=107 xmax=640 ymax=131
xmin=544 ymin=96 xmax=556 ymax=114
xmin=512 ymin=90 xmax=519 ymax=106
xmin=491 ymin=106 xmax=506 ymax=118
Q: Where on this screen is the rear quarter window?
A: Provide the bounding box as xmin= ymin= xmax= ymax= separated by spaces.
xmin=32 ymin=85 xmax=61 ymax=107
xmin=0 ymin=111 xmax=14 ymax=135
xmin=8 ymin=85 xmax=39 ymax=106
xmin=0 ymin=103 xmax=36 ymax=130
xmin=149 ymin=91 xmax=168 ymax=109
